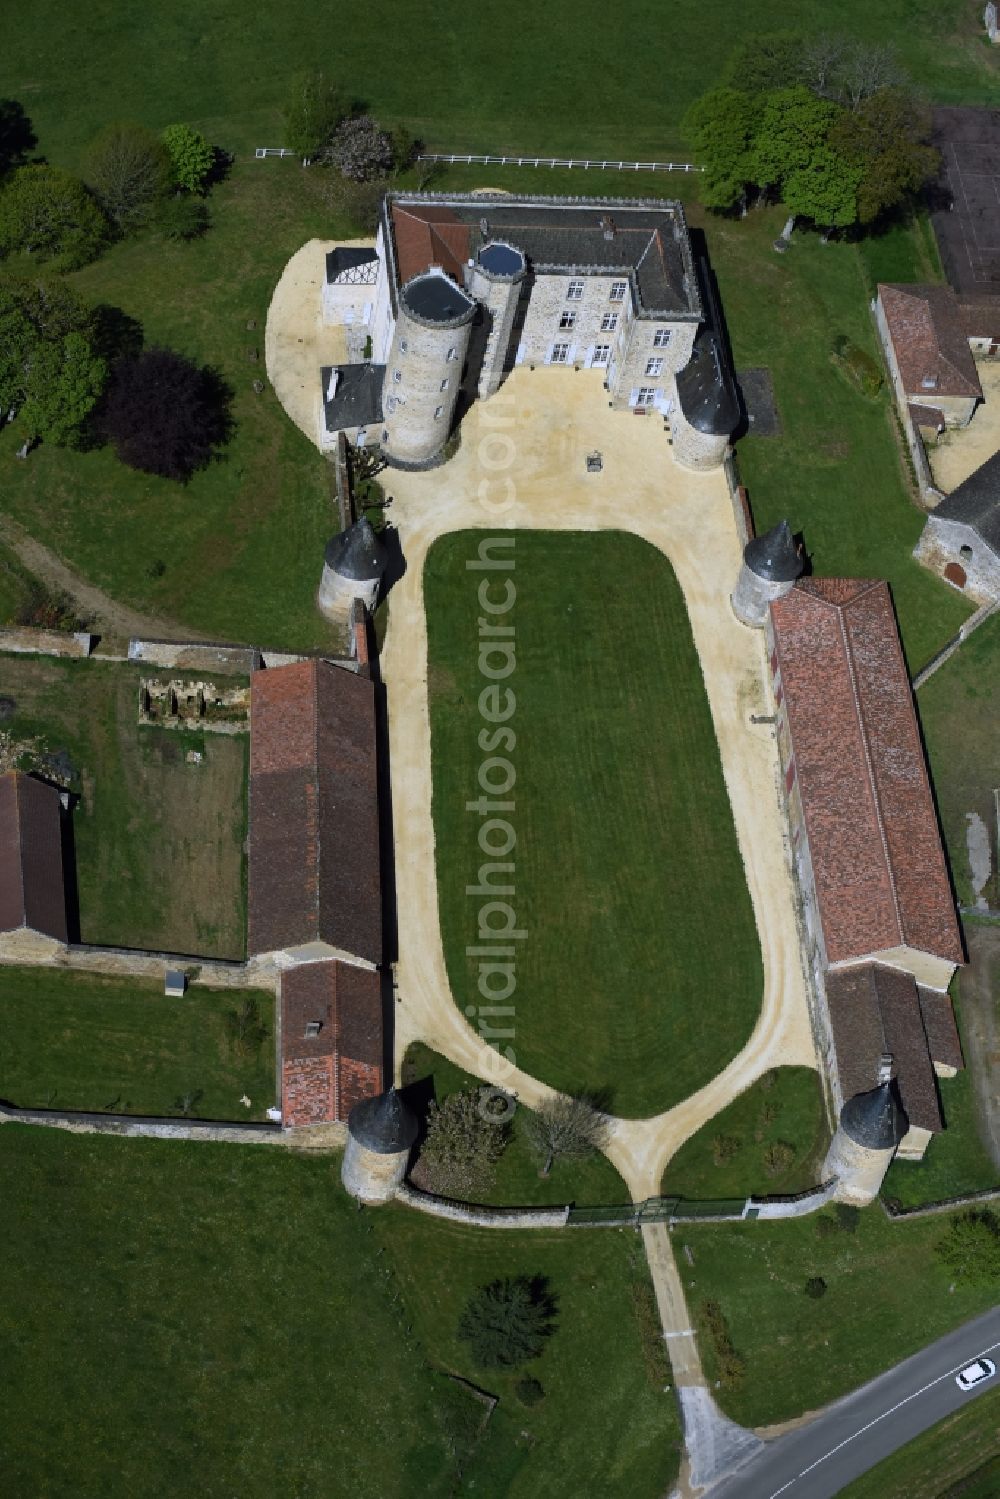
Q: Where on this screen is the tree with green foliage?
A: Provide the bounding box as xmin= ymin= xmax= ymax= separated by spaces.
xmin=161 ymin=124 xmax=215 ymax=194
xmin=0 ymin=276 xmax=107 ymax=445
xmin=420 ymin=1087 xmax=510 ymax=1197
xmin=523 ymin=1093 xmax=611 ymax=1177
xmin=783 ymin=143 xmax=861 ymax=235
xmin=682 ymin=89 xmax=761 ymax=211
xmin=0 ymin=165 xmax=108 ymax=268
xmin=751 ymin=87 xmax=838 ymax=195
xmin=0 ymin=99 xmax=36 ymax=176
xmin=457 ymin=1276 xmax=556 ymax=1369
xmin=324 ymin=115 xmax=396 ymax=182
xmin=84 ymin=123 xmax=172 ymax=232
xmin=283 ymin=70 xmax=348 ymax=160
xmin=935 ymin=1212 xmax=1000 ymax=1287
xmin=829 ymin=88 xmax=939 ymax=224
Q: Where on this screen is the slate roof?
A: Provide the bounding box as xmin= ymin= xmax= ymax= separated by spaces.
xmin=930 ymin=449 xmax=1000 ymax=554
xmin=770 ymin=579 xmax=963 ymax=969
xmin=248 ymin=660 xmax=381 ymax=963
xmin=385 ymin=194 xmax=701 ymax=317
xmin=325 ymin=246 xmax=379 ymax=284
xmin=0 ymin=771 xmax=67 ymax=942
xmin=324 ymin=517 xmax=388 ymax=581
xmin=348 ymin=1085 xmax=419 ymax=1154
xmin=878 ymin=284 xmax=983 ymax=401
xmin=744 ymin=520 xmax=803 ymax=583
xmin=918 ymin=988 xmax=965 ymax=1072
xmin=840 ymin=1081 xmax=908 ymax=1151
xmin=674 ymin=328 xmax=740 ymax=435
xmin=321 ymin=363 xmax=384 ymax=434
xmin=826 ymin=964 xmax=943 ymax=1134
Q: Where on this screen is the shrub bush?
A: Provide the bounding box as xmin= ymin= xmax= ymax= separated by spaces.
xmin=458 ymin=1276 xmax=556 ymax=1369
xmin=804 ymin=1276 xmax=828 ymax=1299
xmin=515 ymin=1376 xmax=545 ymax=1407
xmin=832 ymin=335 xmax=883 ymax=397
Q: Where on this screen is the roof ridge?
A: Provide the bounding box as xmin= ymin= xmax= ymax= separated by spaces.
xmin=312 ymin=660 xmax=322 ymax=935
xmin=835 ymin=601 xmax=907 ymax=950
xmin=11 ymin=771 xmax=26 ymax=924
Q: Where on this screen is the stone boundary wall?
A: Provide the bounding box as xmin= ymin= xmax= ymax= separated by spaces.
xmin=0 ymin=942 xmax=278 ymax=991
xmin=128 ymin=639 xmax=261 ymax=675
xmin=334 ymin=431 xmax=352 ymax=530
xmin=0 ymin=627 xmax=94 ymax=658
xmin=746 ymin=1179 xmax=838 ymax=1219
xmin=911 ymin=600 xmax=998 ymax=689
xmin=723 ymin=451 xmax=754 ymax=547
xmin=871 ymin=294 xmax=943 ymax=506
xmin=395 ymin=1182 xmax=570 ymax=1227
xmin=882 ymin=1182 xmax=1000 ymax=1220
xmin=0 ymin=1098 xmax=284 ymax=1145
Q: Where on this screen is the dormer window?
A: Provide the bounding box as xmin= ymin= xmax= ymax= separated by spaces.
xmin=304 ymin=1020 xmax=322 ymax=1038
xmin=921 ymin=374 xmax=938 ymax=390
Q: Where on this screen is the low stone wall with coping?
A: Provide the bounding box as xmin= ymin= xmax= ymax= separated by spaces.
xmin=0 ymin=627 xmax=94 ymax=658
xmin=396 ymin=1182 xmax=570 ymax=1227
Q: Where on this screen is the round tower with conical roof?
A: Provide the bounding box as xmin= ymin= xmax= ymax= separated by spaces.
xmin=669 ymin=329 xmax=740 ymax=472
xmin=341 ymin=1086 xmax=419 ymax=1204
xmin=823 ymin=1068 xmax=908 ymax=1207
xmin=317 ymin=517 xmax=388 ymax=628
xmin=380 ymin=271 xmax=476 ymax=467
xmin=730 ymin=520 xmax=804 ymax=628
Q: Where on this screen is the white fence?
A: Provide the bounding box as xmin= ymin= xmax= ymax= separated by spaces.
xmin=417 ymin=152 xmax=702 ymax=173
xmin=254 ymin=146 xmax=702 ymax=173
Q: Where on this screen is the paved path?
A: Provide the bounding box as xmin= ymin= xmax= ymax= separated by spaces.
xmin=710 ymin=1306 xmax=1000 ymax=1498
xmin=0 ymin=513 xmax=187 ymax=642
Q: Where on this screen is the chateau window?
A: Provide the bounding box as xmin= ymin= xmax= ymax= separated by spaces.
xmin=610 ymin=281 xmax=627 ymax=302
xmin=645 ymin=357 xmax=664 ymax=377
xmin=636 ymin=386 xmax=657 ymax=407
xmin=446 ymin=346 xmax=457 ymax=361
xmin=393 ymin=369 xmax=402 ymax=383
xmin=567 ymin=279 xmax=585 ymax=301
xmin=400 ymin=339 xmax=408 ymax=353
xmin=434 ymin=404 xmax=445 ymax=420
xmin=653 ymin=327 xmax=672 ymax=348
xmin=559 ymin=310 xmax=577 ymax=330
xmin=600 ymin=312 xmax=618 ymax=333
xmin=592 ymin=344 xmax=611 ymax=366
xmin=550 ymin=342 xmax=570 ymax=364
xmin=381 ymin=429 xmax=389 ymax=443
xmin=440 ymin=378 xmax=449 ymax=391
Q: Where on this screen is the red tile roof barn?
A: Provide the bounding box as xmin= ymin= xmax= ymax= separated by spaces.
xmin=248 ymin=660 xmax=381 ymax=963
xmin=878 ymin=284 xmax=983 ymax=402
xmin=770 ymin=579 xmax=962 ymax=969
xmin=280 ymin=960 xmax=382 ymax=1126
xmin=0 ymin=771 xmax=68 ymax=942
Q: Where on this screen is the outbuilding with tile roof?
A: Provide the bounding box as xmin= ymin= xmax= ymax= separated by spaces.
xmin=0 ymin=770 xmax=68 ymax=953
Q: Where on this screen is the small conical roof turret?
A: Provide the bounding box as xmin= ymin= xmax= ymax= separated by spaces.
xmin=324 ymin=517 xmax=388 ymax=583
xmin=839 ymin=1081 xmax=908 ymax=1151
xmin=743 ymin=521 xmax=803 ymax=583
xmin=347 ymin=1085 xmax=419 ymax=1155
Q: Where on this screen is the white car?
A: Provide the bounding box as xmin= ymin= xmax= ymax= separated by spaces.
xmin=955 ymin=1358 xmax=996 ymax=1391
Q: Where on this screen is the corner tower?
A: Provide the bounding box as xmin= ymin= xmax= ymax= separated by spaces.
xmin=341 ymin=1086 xmax=419 ymax=1204
xmin=465 ymin=240 xmax=527 ymax=400
xmin=731 ymin=520 xmax=803 ymax=628
xmin=381 ymin=271 xmax=475 ymax=467
xmin=318 ymin=517 xmax=388 ymax=627
xmin=670 ymin=328 xmax=740 ymax=471
xmin=823 ymin=1065 xmax=908 ymax=1207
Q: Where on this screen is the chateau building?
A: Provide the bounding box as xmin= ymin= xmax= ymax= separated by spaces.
xmin=318 ymin=192 xmax=739 ymax=469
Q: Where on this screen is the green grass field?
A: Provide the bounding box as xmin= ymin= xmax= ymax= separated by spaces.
xmin=2 ymin=655 xmax=248 ymax=956
xmin=0 ymin=968 xmax=274 ymax=1120
xmin=661 ymin=1067 xmax=830 ymax=1200
xmin=917 ymin=612 xmax=1000 ymax=909
xmin=676 ymin=1209 xmax=998 ymax=1428
xmin=840 ymin=1385 xmax=1000 ymax=1499
xmin=1 ymin=1 xmax=993 ymax=165
xmin=690 ymin=200 xmax=974 ymax=673
xmin=0 ymin=1125 xmax=681 ymax=1498
xmin=425 ymin=530 xmax=763 ymax=1118
xmin=401 ymin=1042 xmax=628 ymax=1206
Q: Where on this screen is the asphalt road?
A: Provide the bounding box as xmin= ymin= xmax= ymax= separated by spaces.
xmin=710 ymin=1304 xmax=1000 ymax=1499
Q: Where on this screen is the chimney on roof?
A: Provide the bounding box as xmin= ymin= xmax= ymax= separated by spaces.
xmin=877 ymin=1052 xmax=894 ymax=1085
xmin=601 ymin=215 xmax=617 ymax=241
xmin=326 ymin=369 xmax=340 ymax=401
